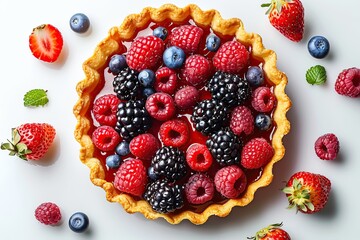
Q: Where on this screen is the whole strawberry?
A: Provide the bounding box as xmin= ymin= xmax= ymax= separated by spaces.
xmin=262 ymin=0 xmax=304 ymax=42
xmin=1 ymin=123 xmax=56 ymax=161
xmin=249 ymin=222 xmax=291 ymax=240
xmin=283 ymin=171 xmax=331 ymax=214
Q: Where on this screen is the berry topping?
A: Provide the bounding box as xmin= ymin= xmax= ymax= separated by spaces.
xmin=69 ymin=13 xmax=90 ymax=33
xmin=163 ymin=46 xmax=186 ymax=69
xmin=92 ymin=126 xmax=121 ymax=152
xmin=230 ymin=106 xmax=254 ymax=136
xmin=306 ymin=65 xmax=327 ymax=85
xmin=145 ymin=92 xmax=176 ymax=121
xmin=186 ymin=143 xmax=213 ymax=172
xmin=143 ymin=87 xmax=156 ymax=98
xmin=35 ymin=202 xmax=61 ymax=225
xmin=108 ymin=54 xmax=127 ymax=75
xmin=246 ymin=66 xmax=264 ymax=87
xmin=255 ymin=113 xmax=272 ymax=131
xmin=334 ymin=67 xmax=360 ymax=97
xmin=174 ymin=86 xmax=199 ymax=110
xmin=214 ymin=165 xmax=247 ymax=198
xmin=153 ymin=26 xmax=168 ymax=40
xmin=29 ymin=24 xmax=63 ymax=63
xmin=92 ymin=94 xmax=120 ymax=127
xmin=251 ymin=86 xmax=276 ymax=112
xmin=181 ymin=54 xmax=212 ymax=86
xmin=314 ymin=133 xmax=340 ymax=160
xmin=154 ymin=67 xmax=178 ymax=94
xmin=205 ymin=35 xmax=221 ymax=52
xmin=114 ymin=158 xmax=147 ymax=197
xmin=68 ymin=212 xmax=89 ymax=233
xmin=170 ymin=25 xmax=203 ymax=54
xmin=185 ymin=173 xmax=214 ymax=205
xmin=159 ymin=119 xmax=190 ymax=147
xmin=129 ymin=133 xmax=160 ymax=160
xmin=115 ymin=141 xmax=130 ymax=156
xmin=241 ymin=138 xmax=274 ymax=169
xmin=126 ymin=35 xmax=165 ymax=71
xmin=308 ymin=36 xmax=330 ymax=59
xmin=106 ymin=154 xmax=122 ymax=169
xmin=213 ymin=40 xmax=249 ymax=74
xmin=113 ymin=67 xmax=140 ymax=100
xmin=138 ymin=69 xmax=155 ymax=87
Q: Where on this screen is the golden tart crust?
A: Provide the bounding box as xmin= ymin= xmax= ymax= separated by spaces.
xmin=73 ymin=3 xmax=291 ymax=225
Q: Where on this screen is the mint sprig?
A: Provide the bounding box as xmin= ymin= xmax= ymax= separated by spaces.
xmin=23 ymin=89 xmax=49 ymax=107
xmin=306 ymin=65 xmax=327 ymax=85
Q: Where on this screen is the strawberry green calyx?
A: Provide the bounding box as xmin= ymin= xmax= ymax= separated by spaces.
xmin=0 ymin=128 xmax=31 ymax=160
xmin=261 ymin=0 xmax=293 ymax=15
xmin=283 ymin=178 xmax=315 ymax=212
xmin=248 ymin=222 xmax=284 ymax=240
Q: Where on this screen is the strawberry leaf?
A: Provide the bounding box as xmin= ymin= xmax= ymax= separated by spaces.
xmin=23 ymin=89 xmax=49 ymax=107
xmin=306 ymin=65 xmax=327 ymax=85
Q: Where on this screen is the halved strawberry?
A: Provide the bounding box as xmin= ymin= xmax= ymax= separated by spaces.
xmin=29 ymin=24 xmax=63 ymax=63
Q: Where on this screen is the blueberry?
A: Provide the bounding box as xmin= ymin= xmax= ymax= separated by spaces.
xmin=106 ymin=154 xmax=121 ymax=169
xmin=147 ymin=166 xmax=158 ymax=181
xmin=68 ymin=212 xmax=89 ymax=233
xmin=153 ymin=27 xmax=168 ymax=41
xmin=143 ymin=87 xmax=155 ymax=98
xmin=138 ymin=69 xmax=155 ymax=87
xmin=246 ymin=66 xmax=264 ymax=87
xmin=115 ymin=141 xmax=130 ymax=156
xmin=69 ymin=13 xmax=90 ymax=33
xmin=109 ymin=54 xmax=127 ymax=75
xmin=163 ymin=46 xmax=185 ymax=69
xmin=255 ymin=114 xmax=272 ymax=131
xmin=206 ymin=35 xmax=221 ymax=52
xmin=308 ymin=36 xmax=330 ymax=59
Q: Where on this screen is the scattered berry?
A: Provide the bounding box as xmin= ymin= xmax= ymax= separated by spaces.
xmin=308 ymin=36 xmax=330 ymax=59
xmin=92 ymin=94 xmax=120 ymax=127
xmin=106 ymin=154 xmax=122 ymax=169
xmin=138 ymin=69 xmax=155 ymax=87
xmin=182 ymin=54 xmax=212 ymax=86
xmin=249 ymin=222 xmax=291 ymax=240
xmin=214 ymin=165 xmax=247 ymax=198
xmin=170 ymin=25 xmax=203 ymax=54
xmin=246 ymin=66 xmax=264 ymax=87
xmin=68 ymin=212 xmax=89 ymax=233
xmin=251 ymin=86 xmax=276 ymax=112
xmin=314 ymin=133 xmax=339 ymax=160
xmin=230 ymin=106 xmax=254 ymax=136
xmin=69 ymin=13 xmax=90 ymax=33
xmin=92 ymin=126 xmax=121 ymax=152
xmin=255 ymin=114 xmax=272 ymax=131
xmin=163 ymin=46 xmax=186 ymax=69
xmin=113 ymin=67 xmax=140 ymax=100
xmin=159 ymin=119 xmax=190 ymax=147
xmin=241 ymin=138 xmax=274 ymax=169
xmin=35 ymin=202 xmax=61 ymax=225
xmin=154 ymin=67 xmax=178 ymax=94
xmin=145 ymin=92 xmax=176 ymax=121
xmin=153 ymin=26 xmax=168 ymax=40
xmin=306 ymin=65 xmax=327 ymax=85
xmin=185 ymin=173 xmax=214 ymax=205
xmin=213 ymin=41 xmax=249 ymax=74
xmin=174 ymin=86 xmax=199 ymax=110
xmin=129 ymin=133 xmax=160 ymax=160
xmin=186 ymin=143 xmax=213 ymax=172
xmin=205 ymin=35 xmax=221 ymax=52
xmin=115 ymin=141 xmax=130 ymax=156
xmin=108 ymin=54 xmax=127 ymax=75
xmin=334 ymin=67 xmax=360 ymax=97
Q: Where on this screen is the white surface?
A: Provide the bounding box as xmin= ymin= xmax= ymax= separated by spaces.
xmin=0 ymin=0 xmax=359 ymax=239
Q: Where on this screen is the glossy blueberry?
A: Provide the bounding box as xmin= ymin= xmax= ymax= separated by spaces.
xmin=255 ymin=114 xmax=272 ymax=131
xmin=143 ymin=87 xmax=155 ymax=98
xmin=68 ymin=212 xmax=89 ymax=233
xmin=69 ymin=13 xmax=90 ymax=33
xmin=106 ymin=154 xmax=121 ymax=169
xmin=147 ymin=166 xmax=158 ymax=181
xmin=163 ymin=46 xmax=185 ymax=69
xmin=115 ymin=141 xmax=130 ymax=156
xmin=109 ymin=54 xmax=127 ymax=75
xmin=308 ymin=36 xmax=330 ymax=59
xmin=246 ymin=66 xmax=264 ymax=87
xmin=153 ymin=27 xmax=168 ymax=41
xmin=138 ymin=69 xmax=155 ymax=87
xmin=206 ymin=35 xmax=221 ymax=52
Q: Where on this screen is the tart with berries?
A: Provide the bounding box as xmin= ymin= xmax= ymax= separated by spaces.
xmin=73 ymin=4 xmax=291 ymax=224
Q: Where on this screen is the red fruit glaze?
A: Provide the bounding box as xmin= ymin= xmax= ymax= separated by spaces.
xmin=130 ymin=133 xmax=161 ymax=160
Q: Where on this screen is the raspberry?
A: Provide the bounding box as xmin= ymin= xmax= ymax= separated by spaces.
xmin=154 ymin=66 xmax=178 ymax=94
xmin=241 ymin=138 xmax=274 ymax=169
xmin=92 ymin=94 xmax=120 ymax=127
xmin=92 ymin=125 xmax=121 ymax=152
xmin=214 ymin=165 xmax=247 ymax=198
xmin=174 ymin=86 xmax=199 ymax=110
xmin=186 ymin=143 xmax=213 ymax=172
xmin=126 ymin=35 xmax=165 ymax=71
xmin=213 ymin=40 xmax=249 ymax=74
xmin=34 ymin=202 xmax=62 ymax=225
xmin=230 ymin=106 xmax=254 ymax=136
xmin=114 ymin=158 xmax=147 ymax=197
xmin=129 ymin=133 xmax=161 ymax=160
xmin=145 ymin=92 xmax=176 ymax=121
xmin=314 ymin=133 xmax=340 ymax=160
xmin=181 ymin=55 xmax=212 ymax=86
xmin=159 ymin=119 xmax=190 ymax=147
xmin=334 ymin=67 xmax=360 ymax=97
xmin=170 ymin=25 xmax=203 ymax=54
xmin=185 ymin=173 xmax=214 ymax=204
xmin=251 ymin=86 xmax=276 ymax=112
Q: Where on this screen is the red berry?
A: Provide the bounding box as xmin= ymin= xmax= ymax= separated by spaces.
xmin=35 ymin=202 xmax=61 ymax=225
xmin=185 ymin=173 xmax=214 ymax=204
xmin=129 ymin=133 xmax=161 ymax=160
xmin=213 ymin=40 xmax=249 ymax=74
xmin=251 ymin=87 xmax=276 ymax=112
xmin=114 ymin=158 xmax=147 ymax=197
xmin=334 ymin=67 xmax=360 ymax=97
xmin=126 ymin=35 xmax=165 ymax=71
xmin=241 ymin=138 xmax=274 ymax=169
xmin=92 ymin=125 xmax=121 ymax=152
xmin=174 ymin=86 xmax=199 ymax=110
xmin=145 ymin=92 xmax=176 ymax=121
xmin=181 ymin=55 xmax=212 ymax=86
xmin=170 ymin=25 xmax=203 ymax=54
xmin=154 ymin=67 xmax=178 ymax=94
xmin=92 ymin=94 xmax=120 ymax=127
xmin=159 ymin=119 xmax=190 ymax=147
xmin=214 ymin=165 xmax=247 ymax=198
xmin=230 ymin=106 xmax=254 ymax=136
xmin=186 ymin=143 xmax=213 ymax=172
xmin=314 ymin=133 xmax=340 ymax=160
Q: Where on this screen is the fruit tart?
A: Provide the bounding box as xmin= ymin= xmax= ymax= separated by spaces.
xmin=73 ymin=3 xmax=291 ymax=224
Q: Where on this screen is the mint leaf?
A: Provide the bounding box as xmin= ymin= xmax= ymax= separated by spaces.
xmin=306 ymin=65 xmax=327 ymax=85
xmin=23 ymin=89 xmax=49 ymax=107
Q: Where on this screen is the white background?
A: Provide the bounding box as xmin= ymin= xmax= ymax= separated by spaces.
xmin=0 ymin=0 xmax=359 ymax=239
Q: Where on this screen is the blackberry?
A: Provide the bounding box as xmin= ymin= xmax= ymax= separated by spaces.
xmin=143 ymin=179 xmax=184 ymax=213
xmin=113 ymin=67 xmax=140 ymax=100
xmin=206 ymin=128 xmax=242 ymax=166
xmin=115 ymin=99 xmax=151 ymax=140
xmin=151 ymin=146 xmax=187 ymax=181
xmin=191 ymin=99 xmax=228 ymax=136
xmin=208 ymin=71 xmax=252 ymax=107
